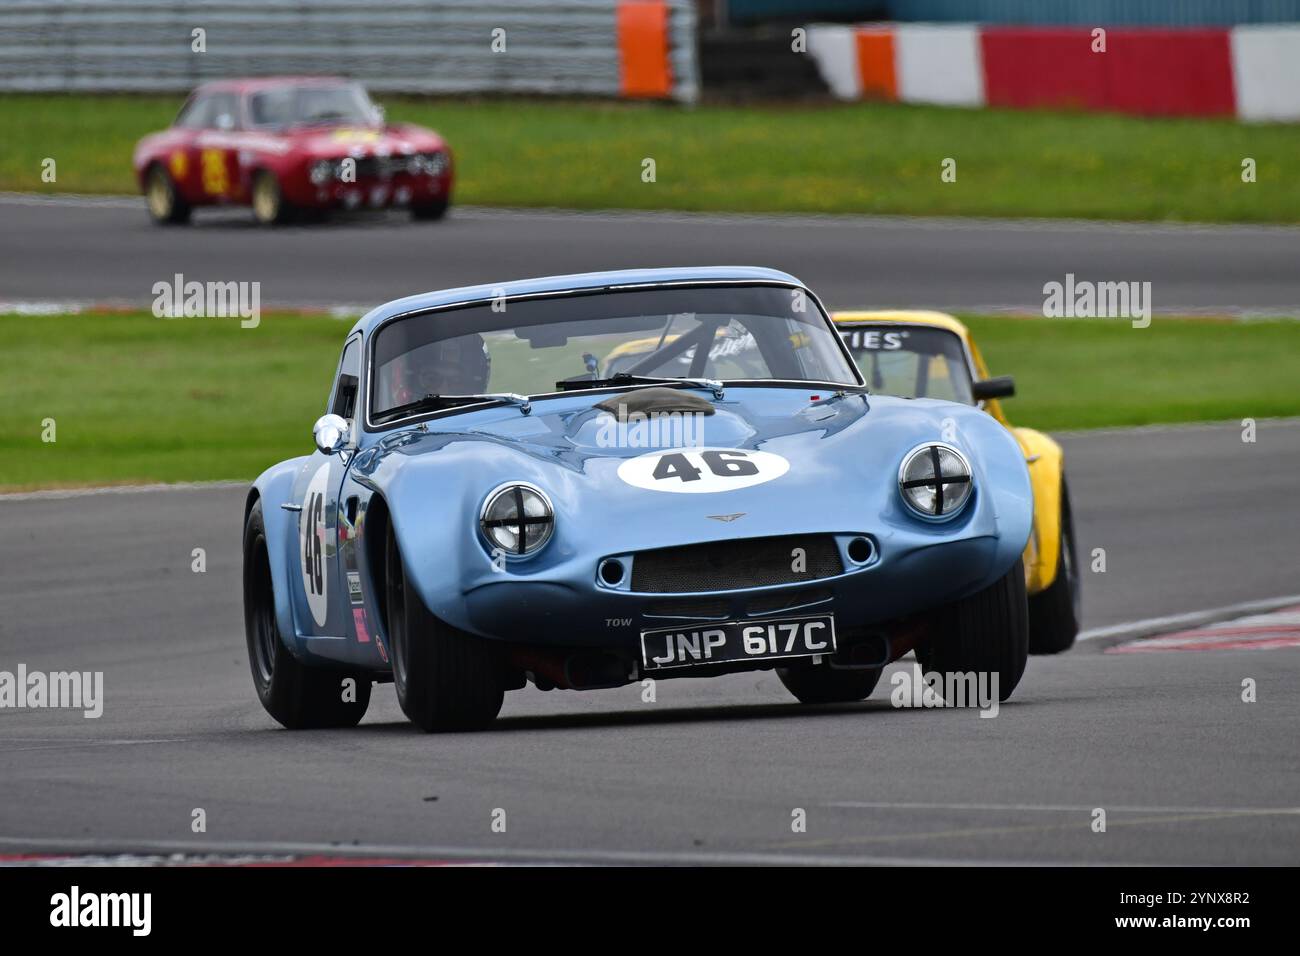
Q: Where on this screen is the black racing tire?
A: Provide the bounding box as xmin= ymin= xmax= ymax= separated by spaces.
xmin=385 ymin=525 xmax=503 ymax=732
xmin=1028 ymin=479 xmax=1081 ymax=655
xmin=916 ymin=557 xmax=1029 ymax=703
xmin=243 ymin=499 xmax=371 ymax=728
xmin=144 ymin=164 xmax=191 ymax=225
xmin=777 ymin=665 xmax=882 ymax=704
xmin=410 ymin=197 xmax=449 ymax=221
xmin=251 ymin=169 xmax=294 ymax=225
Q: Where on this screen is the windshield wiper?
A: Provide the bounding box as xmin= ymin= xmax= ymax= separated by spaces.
xmin=375 ymin=392 xmax=531 ymax=423
xmin=555 ymin=373 xmax=725 ymax=399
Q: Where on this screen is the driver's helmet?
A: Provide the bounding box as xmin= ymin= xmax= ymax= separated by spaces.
xmin=411 ymin=334 xmax=491 ymax=396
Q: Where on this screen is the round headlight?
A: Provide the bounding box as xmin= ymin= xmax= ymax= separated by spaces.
xmin=898 ymin=443 xmax=973 ymax=519
xmin=415 ymin=151 xmax=448 ymax=176
xmin=480 ymin=483 xmax=554 ymax=556
xmin=310 ymin=159 xmax=335 ymax=185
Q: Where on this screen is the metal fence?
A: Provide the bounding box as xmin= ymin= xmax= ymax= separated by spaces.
xmin=0 ymin=0 xmax=699 ymax=102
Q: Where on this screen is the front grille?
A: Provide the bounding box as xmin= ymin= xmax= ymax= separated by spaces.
xmin=644 ymin=598 xmax=732 ymax=620
xmin=352 ymin=156 xmax=383 ymax=179
xmin=351 ymin=156 xmax=416 ymax=180
xmin=747 ymin=587 xmax=833 ymax=616
xmin=630 ymin=535 xmax=843 ymax=594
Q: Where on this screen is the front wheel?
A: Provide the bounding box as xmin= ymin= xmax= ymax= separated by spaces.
xmin=251 ymin=170 xmax=293 ymax=225
xmin=778 ymin=665 xmax=881 ymax=704
xmin=410 ymin=197 xmax=449 ymax=221
xmin=385 ymin=526 xmax=503 ymax=731
xmin=916 ymin=558 xmax=1029 ymax=703
xmin=1028 ymin=480 xmax=1081 ymax=655
xmin=243 ymin=500 xmax=371 ymax=728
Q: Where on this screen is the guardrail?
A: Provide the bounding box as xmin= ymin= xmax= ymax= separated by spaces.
xmin=0 ymin=0 xmax=699 ymax=102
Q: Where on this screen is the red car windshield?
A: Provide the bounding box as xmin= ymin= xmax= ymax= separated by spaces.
xmin=248 ymin=84 xmax=378 ymax=128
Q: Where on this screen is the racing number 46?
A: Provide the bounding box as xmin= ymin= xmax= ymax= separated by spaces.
xmin=303 ymin=492 xmax=324 ymax=596
xmin=652 ymin=450 xmax=759 ymax=483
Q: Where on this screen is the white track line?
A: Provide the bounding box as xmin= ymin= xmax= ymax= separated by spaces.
xmin=5 ymin=190 xmax=1300 ymax=236
xmin=1057 ymin=416 xmax=1300 ymax=437
xmin=824 ymin=801 xmax=1300 ymax=815
xmin=0 ymin=191 xmax=139 ymax=210
xmin=0 ymin=480 xmax=246 ymax=502
xmin=8 ymin=298 xmax=1298 ymax=320
xmin=0 ymin=299 xmax=365 ymax=317
xmin=1078 ymin=594 xmax=1300 ymax=643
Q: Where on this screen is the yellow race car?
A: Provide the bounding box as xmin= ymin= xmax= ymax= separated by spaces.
xmin=834 ymin=311 xmax=1080 ymax=654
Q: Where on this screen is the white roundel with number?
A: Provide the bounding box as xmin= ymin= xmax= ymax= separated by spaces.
xmin=298 ymin=463 xmax=330 ymax=626
xmin=617 ymin=447 xmax=789 ymax=494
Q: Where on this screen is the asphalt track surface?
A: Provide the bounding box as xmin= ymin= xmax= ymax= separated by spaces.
xmin=4 ymin=194 xmax=1300 ymax=313
xmin=2 ymin=420 xmax=1298 ymax=865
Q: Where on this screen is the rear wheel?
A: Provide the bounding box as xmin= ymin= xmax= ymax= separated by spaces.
xmin=385 ymin=526 xmax=503 ymax=731
xmin=778 ymin=665 xmax=881 ymax=704
xmin=243 ymin=499 xmax=371 ymax=728
xmin=144 ymin=164 xmax=191 ymax=225
xmin=916 ymin=558 xmax=1029 ymax=703
xmin=251 ymin=170 xmax=293 ymax=225
xmin=1028 ymin=480 xmax=1081 ymax=655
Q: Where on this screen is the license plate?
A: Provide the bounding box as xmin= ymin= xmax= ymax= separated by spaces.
xmin=640 ymin=615 xmax=836 ymax=671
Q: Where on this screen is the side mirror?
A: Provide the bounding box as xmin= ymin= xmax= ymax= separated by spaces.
xmin=313 ymin=414 xmax=350 ymax=455
xmin=972 ymin=376 xmax=1015 ymax=401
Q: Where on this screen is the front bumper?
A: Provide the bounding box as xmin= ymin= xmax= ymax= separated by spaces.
xmin=301 ymin=172 xmax=450 ymax=210
xmin=457 ymin=531 xmax=1001 ymax=655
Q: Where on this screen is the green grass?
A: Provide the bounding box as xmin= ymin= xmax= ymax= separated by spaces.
xmin=3 ymin=311 xmax=1298 ymax=490
xmin=2 ymin=94 xmax=1299 ymax=222
xmin=1 ymin=312 xmax=348 ymax=489
xmin=961 ymin=315 xmax=1300 ymax=430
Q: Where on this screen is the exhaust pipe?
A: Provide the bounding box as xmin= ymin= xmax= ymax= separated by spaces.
xmin=508 ymin=647 xmax=631 ymax=691
xmin=564 ymin=651 xmax=632 ymax=690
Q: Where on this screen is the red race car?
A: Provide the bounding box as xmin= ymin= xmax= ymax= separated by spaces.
xmin=133 ymin=76 xmax=453 ymax=226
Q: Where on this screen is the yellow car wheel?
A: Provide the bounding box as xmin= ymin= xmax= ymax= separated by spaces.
xmin=251 ymin=170 xmax=292 ymax=226
xmin=144 ymin=165 xmax=190 ymax=226
xmin=1028 ymin=480 xmax=1081 ymax=654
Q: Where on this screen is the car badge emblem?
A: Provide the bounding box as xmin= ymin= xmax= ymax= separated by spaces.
xmin=706 ymin=513 xmax=746 ymax=522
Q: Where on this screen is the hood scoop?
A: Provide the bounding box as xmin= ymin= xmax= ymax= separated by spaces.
xmin=594 ymin=387 xmax=716 ymax=418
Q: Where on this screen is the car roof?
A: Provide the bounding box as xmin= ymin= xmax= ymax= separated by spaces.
xmin=191 ymin=76 xmax=352 ymax=95
xmin=348 ymin=266 xmax=805 ymax=338
xmin=833 ymin=310 xmax=970 ymax=339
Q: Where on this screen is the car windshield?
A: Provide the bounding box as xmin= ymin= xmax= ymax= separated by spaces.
xmin=839 ymin=325 xmax=974 ymax=404
xmin=248 ymin=83 xmax=378 ymax=128
xmin=369 ymin=285 xmax=860 ymax=423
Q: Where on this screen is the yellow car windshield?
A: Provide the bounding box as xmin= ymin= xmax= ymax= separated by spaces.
xmin=840 ymin=326 xmax=974 ymax=404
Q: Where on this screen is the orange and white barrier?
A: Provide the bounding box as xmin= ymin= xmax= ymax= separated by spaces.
xmin=808 ymin=21 xmax=1300 ymax=121
xmin=1231 ymin=25 xmax=1300 ymax=121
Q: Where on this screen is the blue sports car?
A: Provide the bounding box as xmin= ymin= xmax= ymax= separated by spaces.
xmin=243 ymin=267 xmax=1034 ymax=731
